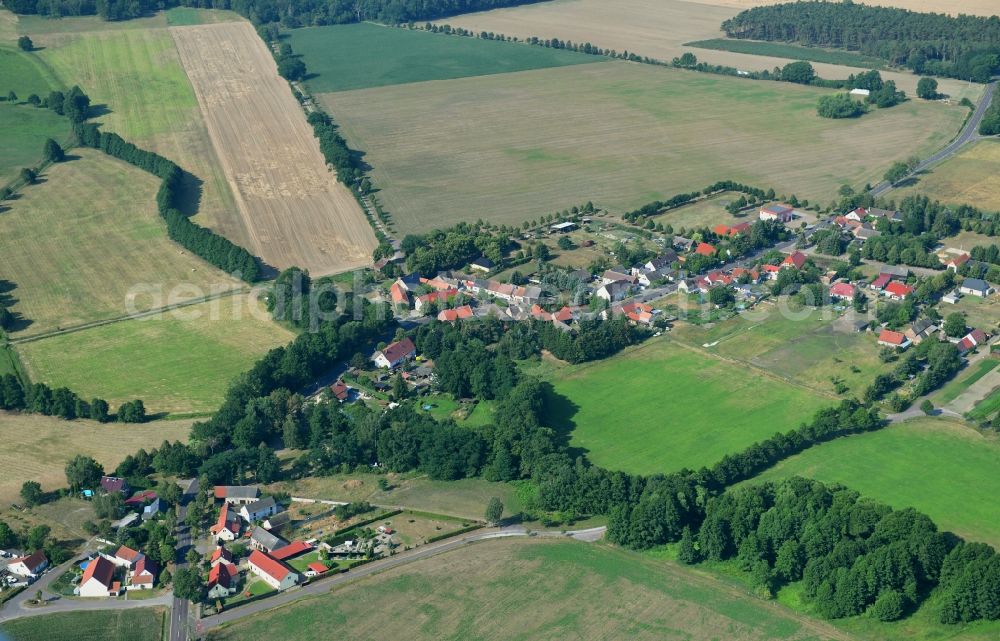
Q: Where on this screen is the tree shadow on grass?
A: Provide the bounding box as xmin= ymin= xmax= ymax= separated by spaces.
xmin=539 ymin=381 xmax=587 ymax=460
xmin=87 ymin=104 xmax=111 ymax=119
xmin=172 ymin=169 xmax=204 ymax=218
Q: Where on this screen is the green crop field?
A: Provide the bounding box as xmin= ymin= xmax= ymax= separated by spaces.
xmin=0 ymin=46 xmax=62 ymax=98
xmin=0 ymin=103 xmax=71 ymax=184
xmin=968 ymin=387 xmax=1000 ymax=421
xmin=687 ymin=39 xmax=887 ymax=70
xmin=289 ymin=23 xmax=601 ymax=93
xmin=1 ymin=607 xmax=165 ymax=641
xmin=896 ymin=140 xmax=1000 ymax=213
xmin=932 ymin=358 xmax=999 ymax=405
xmin=34 ymin=24 xmax=242 ymax=240
xmin=0 ymin=149 xmax=245 ymax=334
xmin=208 ymin=538 xmax=844 ymax=641
xmin=321 ymin=62 xmax=965 ymax=235
xmin=17 ymin=294 xmax=295 ymax=415
xmin=751 ymin=418 xmax=1000 ymax=548
xmin=165 ymin=7 xmax=242 ymax=26
xmin=542 ymin=337 xmax=831 ymax=476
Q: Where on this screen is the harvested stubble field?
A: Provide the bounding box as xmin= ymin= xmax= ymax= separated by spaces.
xmin=0 ymin=411 xmax=192 ymax=503
xmin=0 ymin=149 xmax=244 ymax=335
xmin=32 ymin=24 xmax=243 ymax=247
xmin=438 ymin=0 xmax=978 ymax=100
xmin=543 ymin=337 xmax=831 ymax=476
xmin=171 ymin=21 xmax=377 ymax=275
xmin=209 ymin=538 xmax=845 ymax=641
xmin=895 ymin=140 xmax=1000 ymax=213
xmin=323 ymin=62 xmax=964 ymax=234
xmin=16 ymin=293 xmax=295 ymax=415
xmin=749 ymin=418 xmax=1000 ymax=548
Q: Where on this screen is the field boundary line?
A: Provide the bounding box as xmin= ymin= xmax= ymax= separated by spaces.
xmin=9 ymin=286 xmax=249 ymax=345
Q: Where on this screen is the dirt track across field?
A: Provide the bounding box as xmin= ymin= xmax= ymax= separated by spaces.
xmin=171 ymin=22 xmax=376 ymax=276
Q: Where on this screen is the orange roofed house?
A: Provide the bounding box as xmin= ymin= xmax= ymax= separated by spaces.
xmin=247 ymin=550 xmax=299 ymax=591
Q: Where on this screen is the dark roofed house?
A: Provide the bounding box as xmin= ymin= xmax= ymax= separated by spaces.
xmin=100 ymin=476 xmax=129 ymax=495
xmin=470 ymin=256 xmax=495 ymax=273
xmin=214 ymin=486 xmax=260 ymax=505
xmin=250 ymin=526 xmax=287 ymax=553
xmin=960 ymin=278 xmax=993 ymax=298
xmin=240 ymin=496 xmax=279 ymax=523
xmin=372 ymin=337 xmax=417 ymax=369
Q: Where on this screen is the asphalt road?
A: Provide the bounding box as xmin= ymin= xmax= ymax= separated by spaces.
xmin=169 ymin=478 xmax=199 ymax=641
xmin=870 ymin=81 xmax=997 ymax=198
xmin=203 ymin=525 xmax=606 ymax=630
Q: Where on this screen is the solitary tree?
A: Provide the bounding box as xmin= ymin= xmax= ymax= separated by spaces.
xmin=883 ymin=161 xmax=910 ymax=185
xmin=485 ymin=497 xmax=503 ymax=526
xmin=6 ymin=91 xmax=17 ymax=103
xmin=17 ymin=35 xmax=33 ymax=51
xmin=916 ymin=77 xmax=938 ymax=100
xmin=943 ymin=312 xmax=967 ymax=337
xmin=43 ymin=138 xmax=64 ymax=163
xmin=20 ymin=481 xmax=43 ymax=507
xmin=920 ymin=399 xmax=934 ymax=415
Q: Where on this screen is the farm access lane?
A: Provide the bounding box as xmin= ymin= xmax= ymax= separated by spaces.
xmin=870 ymin=80 xmax=997 ymax=198
xmin=202 ymin=524 xmax=606 ymax=630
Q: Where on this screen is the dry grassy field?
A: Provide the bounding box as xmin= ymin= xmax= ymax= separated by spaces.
xmin=171 ymin=22 xmax=377 ymax=276
xmin=895 ymin=140 xmax=1000 ymax=212
xmin=0 ymin=150 xmax=244 ymax=335
xmin=0 ymin=411 xmax=192 ymax=503
xmin=439 ymin=0 xmax=979 ymax=100
xmin=322 ymin=62 xmax=964 ymax=233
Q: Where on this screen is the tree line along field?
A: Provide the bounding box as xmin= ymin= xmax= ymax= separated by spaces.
xmin=171 ymin=21 xmax=378 ymax=275
xmin=748 ymin=418 xmax=1000 ymax=549
xmin=0 ymin=149 xmax=245 ymax=335
xmin=679 ymin=0 xmax=1000 ymax=18
xmin=208 ymin=537 xmax=845 ymax=641
xmin=541 ymin=337 xmax=831 ymax=476
xmin=0 ymin=103 xmax=70 ymax=184
xmin=321 ymin=61 xmax=965 ymax=235
xmin=895 ymin=141 xmax=1000 ymax=213
xmin=0 ymin=608 xmax=166 ymax=641
xmin=436 ymin=0 xmax=978 ymax=100
xmin=289 ymin=22 xmax=603 ymax=93
xmin=0 ymin=411 xmax=192 ymax=504
xmin=16 ymin=294 xmax=296 ymax=416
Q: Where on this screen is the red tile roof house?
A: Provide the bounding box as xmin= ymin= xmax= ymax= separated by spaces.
xmin=270 ymin=540 xmax=313 ymax=562
xmin=389 ymin=281 xmax=410 ymax=308
xmin=845 ymin=207 xmax=866 ymax=222
xmin=78 ymin=556 xmax=120 ymax=598
xmin=247 ymin=550 xmax=299 ymax=591
xmin=372 ymin=337 xmax=417 ymax=369
xmin=957 ymin=329 xmax=989 ymax=354
xmin=128 ymin=556 xmax=158 ymax=591
xmin=883 ymin=281 xmax=914 ymax=300
xmin=210 ymin=546 xmax=233 ymax=567
xmin=110 ymin=545 xmax=144 ymax=569
xmin=305 ymin=562 xmax=328 ymax=578
xmin=781 ymin=251 xmax=807 ymax=270
xmin=208 ymin=562 xmax=240 ymax=600
xmin=761 ymin=264 xmax=781 ymax=281
xmin=124 ymin=490 xmax=157 ymax=508
xmin=414 ymin=289 xmax=459 ymax=314
xmin=100 ymin=476 xmax=130 ymax=495
xmin=878 ymin=329 xmax=911 ymax=350
xmin=620 ymin=301 xmax=654 ymax=325
xmin=759 ymin=203 xmax=795 ymax=223
xmin=945 ymin=253 xmax=971 ymax=272
xmin=694 ymin=242 xmax=716 ymax=257
xmin=7 ymin=550 xmax=48 ymax=578
xmin=210 ymin=502 xmax=242 ymax=542
xmin=869 ymin=274 xmax=892 ymax=291
xmin=713 ymin=223 xmax=751 ymax=237
xmin=330 ymin=380 xmax=350 ymax=402
xmin=829 ymin=282 xmax=856 ymax=301
xmin=437 ymin=305 xmax=474 ymax=322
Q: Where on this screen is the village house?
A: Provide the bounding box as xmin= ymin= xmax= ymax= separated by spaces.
xmin=960 ymin=278 xmax=993 ymax=298
xmin=867 ymin=207 xmax=902 ymax=222
xmin=78 ymin=556 xmax=120 ymax=598
xmin=641 ymin=252 xmax=678 ymax=273
xmin=304 ymin=562 xmax=328 ymax=578
xmin=389 ymin=281 xmax=410 ymax=308
xmin=905 ymin=319 xmax=938 ymax=345
xmin=781 ymin=251 xmax=807 ymax=270
xmin=883 ymin=281 xmax=914 ymax=301
xmin=437 ymin=305 xmax=474 ymax=322
xmin=878 ymin=329 xmax=911 ymax=350
xmin=210 ymin=547 xmax=233 ymax=567
xmin=7 ymin=550 xmax=48 ymax=578
xmin=761 ymin=264 xmax=781 ymax=281
xmin=240 ymin=496 xmax=280 ymax=523
xmin=124 ymin=490 xmax=157 ymax=508
xmin=129 ymin=556 xmax=157 ymax=590
xmin=619 ymin=301 xmax=654 ymax=325
xmin=263 ymin=511 xmax=291 ymax=533
xmin=249 ymin=526 xmax=287 ymax=553
xmin=470 ymin=256 xmax=495 ymax=273
xmin=600 ymin=268 xmax=637 ymax=286
xmin=945 ymin=253 xmax=971 ymax=272
xmin=957 ymin=328 xmax=989 ymax=354
xmin=713 ymin=222 xmax=751 ymax=237
xmin=211 ymin=502 xmax=242 ymax=542
xmin=550 ymin=221 xmax=577 ymax=233
xmin=942 ymin=289 xmax=962 ymax=304
xmin=270 ymin=541 xmax=313 ymax=563
xmin=829 ymin=282 xmax=856 ymax=302
xmin=247 ymin=550 xmax=299 ymax=591
xmin=330 ymin=380 xmax=350 ymax=403
xmin=207 ymin=561 xmax=240 ymax=600
xmin=673 ymin=236 xmax=694 ymax=252
xmin=638 ymin=268 xmax=672 ymax=287
xmin=844 ymin=207 xmax=865 ymax=222
xmin=759 ymin=203 xmax=795 ymax=223
xmin=853 ymin=225 xmax=880 ymax=241
xmin=109 ymin=545 xmax=144 ymax=570
xmin=596 ymin=280 xmax=632 ymax=303
xmin=414 ymin=288 xmax=459 ymax=313
xmin=214 ymin=486 xmax=260 ymax=505
xmin=372 ymin=337 xmax=417 ymax=369
xmin=100 ymin=476 xmax=130 ymax=495
xmin=142 ymin=498 xmax=165 ymax=521
xmin=694 ymin=242 xmax=716 ymax=257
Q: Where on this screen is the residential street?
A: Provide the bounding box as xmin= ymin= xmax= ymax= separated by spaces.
xmin=168 ymin=478 xmax=199 ymax=641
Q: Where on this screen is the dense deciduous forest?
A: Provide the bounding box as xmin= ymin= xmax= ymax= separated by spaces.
xmin=5 ymin=0 xmax=546 ymax=25
xmin=722 ymin=2 xmax=1000 ymax=82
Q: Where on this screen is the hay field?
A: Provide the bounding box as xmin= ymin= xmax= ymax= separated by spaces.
xmin=0 ymin=149 xmax=244 ymax=335
xmin=895 ymin=140 xmax=1000 ymax=212
xmin=0 ymin=103 xmax=70 ymax=185
xmin=171 ymin=22 xmax=377 ymax=275
xmin=438 ymin=0 xmax=978 ymax=100
xmin=32 ymin=25 xmax=243 ymax=245
xmin=322 ymin=62 xmax=964 ymax=234
xmin=0 ymin=411 xmax=191 ymax=503
xmin=16 ymin=294 xmax=295 ymax=415
xmin=750 ymin=419 xmax=1000 ymax=548
xmin=210 ymin=538 xmax=843 ymax=641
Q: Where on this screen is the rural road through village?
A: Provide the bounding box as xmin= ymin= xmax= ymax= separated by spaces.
xmin=870 ymin=80 xmax=997 ymax=198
